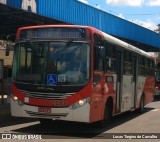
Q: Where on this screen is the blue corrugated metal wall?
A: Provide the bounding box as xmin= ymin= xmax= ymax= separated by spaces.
xmin=4 ymin=0 xmax=160 ymax=48
xmin=7 ymin=0 xmax=22 ymax=8
xmin=37 ymin=0 xmax=160 ymax=48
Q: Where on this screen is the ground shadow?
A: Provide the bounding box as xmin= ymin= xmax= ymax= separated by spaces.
xmin=154 ymin=96 xmax=160 ymax=102
xmin=0 ymin=103 xmax=36 ymax=128
xmin=11 ymin=107 xmax=154 ymax=139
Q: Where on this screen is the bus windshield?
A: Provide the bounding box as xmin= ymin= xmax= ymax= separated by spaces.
xmin=13 ymin=41 xmax=90 ymax=85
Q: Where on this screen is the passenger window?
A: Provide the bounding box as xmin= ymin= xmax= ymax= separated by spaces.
xmin=105 ymin=43 xmax=116 ymax=73
xmin=94 ymin=34 xmax=105 ymax=71
xmin=123 ymin=51 xmax=132 ymax=75
xmin=96 ymin=46 xmax=105 ymax=71
xmin=138 ymin=56 xmax=145 ymax=76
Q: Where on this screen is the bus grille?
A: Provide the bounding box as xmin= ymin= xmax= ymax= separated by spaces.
xmin=25 ymin=110 xmax=68 ymax=118
xmin=20 ymin=90 xmax=74 ymax=100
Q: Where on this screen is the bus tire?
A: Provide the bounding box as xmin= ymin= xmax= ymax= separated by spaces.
xmin=138 ymin=95 xmax=145 ymax=113
xmin=97 ymin=102 xmax=112 ymax=128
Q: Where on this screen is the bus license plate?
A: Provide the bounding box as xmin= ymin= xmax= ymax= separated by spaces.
xmin=38 ymin=107 xmax=51 ymax=113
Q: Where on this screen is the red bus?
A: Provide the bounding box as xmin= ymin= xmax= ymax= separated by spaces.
xmin=9 ymin=25 xmax=155 ymax=126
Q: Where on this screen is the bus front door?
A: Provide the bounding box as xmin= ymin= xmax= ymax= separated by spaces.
xmin=131 ymin=56 xmax=138 ymax=108
xmin=116 ymin=51 xmax=122 ymax=113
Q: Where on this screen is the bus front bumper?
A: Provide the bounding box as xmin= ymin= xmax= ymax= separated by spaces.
xmin=10 ymin=99 xmax=90 ymax=123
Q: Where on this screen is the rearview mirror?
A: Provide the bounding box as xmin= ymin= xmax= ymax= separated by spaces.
xmin=94 ymin=34 xmax=103 ymax=46
xmin=5 ymin=34 xmax=15 ymax=56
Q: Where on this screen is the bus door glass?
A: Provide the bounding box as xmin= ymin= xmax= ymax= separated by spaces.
xmin=131 ymin=55 xmax=138 ymax=108
xmin=116 ymin=51 xmax=122 ymax=113
xmin=122 ymin=51 xmax=133 ymax=112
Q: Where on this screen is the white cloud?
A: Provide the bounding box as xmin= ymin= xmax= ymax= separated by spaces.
xmin=106 ymin=0 xmax=144 ymax=6
xmin=146 ymin=0 xmax=160 ymax=6
xmin=130 ymin=19 xmax=158 ymax=30
xmin=78 ymin=0 xmax=88 ymax=4
xmin=117 ymin=13 xmax=125 ymax=18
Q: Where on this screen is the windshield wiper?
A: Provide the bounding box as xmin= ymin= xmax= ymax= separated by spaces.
xmin=24 ymin=39 xmax=42 ymax=57
xmin=64 ymin=40 xmax=73 ymax=48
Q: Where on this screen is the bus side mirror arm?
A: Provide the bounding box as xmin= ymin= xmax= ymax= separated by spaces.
xmin=5 ymin=34 xmax=16 ymax=56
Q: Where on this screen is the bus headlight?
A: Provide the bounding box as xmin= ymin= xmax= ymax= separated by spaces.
xmin=69 ymin=97 xmax=90 ymax=110
xmin=11 ymin=94 xmax=24 ymax=106
xmin=13 ymin=96 xmax=18 ymax=101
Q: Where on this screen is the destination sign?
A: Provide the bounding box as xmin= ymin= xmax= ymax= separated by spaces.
xmin=19 ymin=28 xmax=86 ymax=39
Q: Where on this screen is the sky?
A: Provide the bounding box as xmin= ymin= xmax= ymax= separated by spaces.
xmin=78 ymin=0 xmax=160 ymax=31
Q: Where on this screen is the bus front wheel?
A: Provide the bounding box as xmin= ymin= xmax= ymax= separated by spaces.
xmin=97 ymin=102 xmax=112 ymax=128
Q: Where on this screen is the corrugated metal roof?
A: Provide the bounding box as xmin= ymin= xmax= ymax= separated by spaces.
xmin=1 ymin=0 xmax=160 ymax=49
xmin=37 ymin=0 xmax=160 ymax=49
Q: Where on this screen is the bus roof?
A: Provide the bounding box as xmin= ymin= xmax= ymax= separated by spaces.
xmin=102 ymin=31 xmax=154 ymax=58
xmin=17 ymin=25 xmax=88 ymax=30
xmin=17 ymin=25 xmax=154 ymax=59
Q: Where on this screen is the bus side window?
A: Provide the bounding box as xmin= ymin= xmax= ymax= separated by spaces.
xmin=146 ymin=59 xmax=155 ymax=76
xmin=94 ymin=34 xmax=105 ymax=71
xmin=94 ymin=46 xmax=105 ymax=71
xmin=105 ymin=42 xmax=116 ymax=73
xmin=138 ymin=56 xmax=145 ymax=76
xmin=123 ymin=50 xmax=132 ymax=75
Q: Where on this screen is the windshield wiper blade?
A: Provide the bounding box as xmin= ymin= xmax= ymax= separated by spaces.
xmin=64 ymin=40 xmax=73 ymax=48
xmin=24 ymin=39 xmax=41 ymax=57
